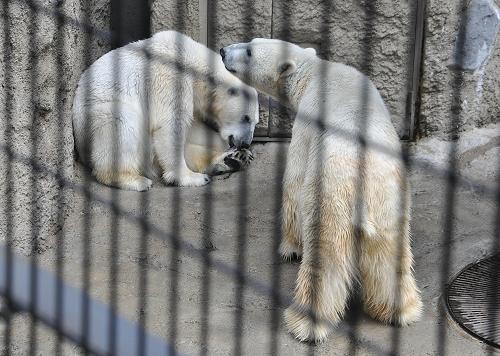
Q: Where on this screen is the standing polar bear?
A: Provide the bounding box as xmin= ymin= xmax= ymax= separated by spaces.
xmin=221 ymin=39 xmax=422 ymax=342
xmin=73 ymin=31 xmax=259 ymax=190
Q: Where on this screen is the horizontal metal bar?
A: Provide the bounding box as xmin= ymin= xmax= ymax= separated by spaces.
xmin=0 ymin=245 xmax=180 ymax=356
xmin=253 ymin=137 xmax=291 ymax=142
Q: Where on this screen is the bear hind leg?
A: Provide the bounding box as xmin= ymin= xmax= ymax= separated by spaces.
xmin=285 ymin=235 xmax=356 ymax=343
xmin=359 ymin=229 xmax=422 ymax=326
xmin=94 ymin=170 xmax=153 ymax=192
xmin=284 ymin=184 xmax=357 ymax=343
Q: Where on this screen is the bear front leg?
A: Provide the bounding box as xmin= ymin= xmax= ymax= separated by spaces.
xmin=280 ymin=128 xmax=309 ymax=260
xmin=153 ymin=124 xmax=210 ymax=187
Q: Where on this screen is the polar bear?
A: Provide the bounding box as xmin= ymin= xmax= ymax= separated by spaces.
xmin=72 ymin=31 xmax=259 ymax=190
xmin=221 ymin=39 xmax=422 ymax=342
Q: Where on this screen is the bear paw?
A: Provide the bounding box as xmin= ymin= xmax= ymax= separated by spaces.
xmin=284 ymin=306 xmax=331 ymax=344
xmin=279 ymin=239 xmax=302 ymax=261
xmin=205 ymin=148 xmax=255 ymax=176
xmin=163 ymin=171 xmax=210 ymax=187
xmin=394 ymin=297 xmax=423 ymax=326
xmin=223 ymin=148 xmax=254 ymax=171
xmin=364 ymin=287 xmax=423 ymax=326
xmin=132 ymin=177 xmax=153 ymax=191
xmin=118 ymin=176 xmax=153 ymax=191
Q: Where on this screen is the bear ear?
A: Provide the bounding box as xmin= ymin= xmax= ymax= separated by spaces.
xmin=278 ymin=60 xmax=297 ymax=77
xmin=305 ymin=47 xmax=316 ymax=56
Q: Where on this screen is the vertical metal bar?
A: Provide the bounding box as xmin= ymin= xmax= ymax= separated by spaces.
xmin=348 ymin=1 xmax=378 ymax=353
xmin=486 ymin=142 xmax=500 ymax=355
xmin=54 ymin=1 xmax=66 ymax=355
xmin=267 ymin=127 xmax=286 ymax=348
xmin=81 ymin=0 xmax=94 ymax=352
xmin=199 ymin=2 xmax=217 ymax=354
xmin=198 ymin=91 xmax=214 ymax=356
xmin=198 ymin=0 xmax=208 ymax=46
xmin=137 ymin=3 xmax=151 ymax=355
xmin=407 ymin=0 xmax=426 ymax=141
xmin=169 ymin=2 xmax=187 ymax=349
xmin=268 ymin=0 xmax=286 ymax=352
xmin=109 ymin=0 xmax=123 ymax=353
xmin=232 ymin=0 xmax=256 ymax=353
xmin=267 ymin=41 xmax=286 ymax=356
xmin=437 ymin=1 xmax=467 ymax=354
xmin=391 ymin=1 xmax=426 ymax=353
xmin=309 ymin=2 xmax=330 ymax=354
xmin=389 ymin=144 xmax=412 ymax=356
xmin=267 ymin=2 xmax=290 ymax=354
xmin=268 ymin=0 xmax=292 ymax=355
xmin=28 ymin=0 xmax=40 ymax=353
xmin=2 ymin=0 xmax=14 ymax=354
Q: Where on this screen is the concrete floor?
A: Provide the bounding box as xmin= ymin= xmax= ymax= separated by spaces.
xmin=1 ymin=123 xmax=499 ymax=355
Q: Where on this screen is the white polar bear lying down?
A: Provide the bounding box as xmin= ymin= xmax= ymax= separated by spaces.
xmin=222 ymin=39 xmax=422 ymax=342
xmin=72 ymin=31 xmax=259 ymax=190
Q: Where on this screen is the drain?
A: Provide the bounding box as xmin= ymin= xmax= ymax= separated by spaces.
xmin=446 ymin=254 xmax=500 ymax=348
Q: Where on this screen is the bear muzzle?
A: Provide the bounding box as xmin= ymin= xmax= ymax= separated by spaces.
xmin=228 ymin=134 xmax=251 ymax=149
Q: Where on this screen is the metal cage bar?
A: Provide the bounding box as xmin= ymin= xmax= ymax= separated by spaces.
xmin=1 ymin=0 xmax=499 ymax=354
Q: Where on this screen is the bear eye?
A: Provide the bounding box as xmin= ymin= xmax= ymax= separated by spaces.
xmin=243 ymin=115 xmax=251 ymax=123
xmin=246 ymin=48 xmax=252 ymax=57
xmin=228 ymin=87 xmax=239 ymax=96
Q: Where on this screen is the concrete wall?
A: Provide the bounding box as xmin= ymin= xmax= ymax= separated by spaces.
xmin=0 ymin=0 xmax=111 ymax=253
xmin=150 ymin=0 xmax=417 ymax=137
xmin=418 ymin=0 xmax=500 ymax=138
xmin=269 ymin=0 xmax=416 ymax=137
xmin=151 ymin=0 xmax=199 ymax=40
xmin=205 ymin=0 xmax=274 ymax=136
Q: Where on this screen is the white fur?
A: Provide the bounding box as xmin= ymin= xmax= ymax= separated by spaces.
xmin=72 ymin=31 xmax=259 ymax=190
xmin=222 ymin=38 xmax=422 ymax=343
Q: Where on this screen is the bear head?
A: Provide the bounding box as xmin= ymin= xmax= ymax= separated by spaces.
xmin=207 ymin=77 xmax=259 ymax=149
xmin=220 ymin=38 xmax=316 ymax=101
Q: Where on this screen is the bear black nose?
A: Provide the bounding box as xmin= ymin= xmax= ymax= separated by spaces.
xmin=220 ymin=48 xmax=225 ymax=59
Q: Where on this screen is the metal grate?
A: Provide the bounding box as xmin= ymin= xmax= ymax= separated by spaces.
xmin=446 ymin=254 xmax=500 ymax=349
xmin=1 ymin=0 xmax=500 ymax=354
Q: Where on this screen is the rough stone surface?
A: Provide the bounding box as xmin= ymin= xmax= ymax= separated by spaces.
xmin=451 ymin=0 xmax=500 ymax=71
xmin=0 ymin=0 xmax=111 ymax=254
xmin=151 ymin=0 xmax=199 ymax=41
xmin=418 ymin=0 xmax=500 ymax=138
xmin=209 ymin=0 xmax=274 ymax=135
xmin=205 ymin=0 xmax=416 ymax=138
xmin=271 ymin=0 xmax=415 ymax=137
xmin=1 ymin=123 xmax=499 ymax=354
xmin=150 ymin=0 xmax=274 ymax=136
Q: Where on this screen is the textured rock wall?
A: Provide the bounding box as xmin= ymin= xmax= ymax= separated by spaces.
xmin=158 ymin=0 xmax=416 ymax=138
xmin=418 ymin=0 xmax=500 ymax=138
xmin=0 ymin=0 xmax=111 ymax=253
xmin=207 ymin=0 xmax=273 ymax=136
xmin=270 ymin=0 xmax=416 ymax=137
xmin=151 ymin=0 xmax=199 ymax=40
